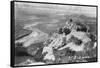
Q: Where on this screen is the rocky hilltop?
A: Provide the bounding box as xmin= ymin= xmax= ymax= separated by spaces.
xmin=15 ymin=19 xmax=97 ymax=66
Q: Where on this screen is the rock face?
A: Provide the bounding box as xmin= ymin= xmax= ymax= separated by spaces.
xmin=15 ymin=18 xmax=97 ymax=65
xmin=42 ymin=19 xmax=97 ymax=63
xmin=15 ymin=27 xmax=48 ymax=65
xmin=27 ymin=42 xmax=44 ymax=57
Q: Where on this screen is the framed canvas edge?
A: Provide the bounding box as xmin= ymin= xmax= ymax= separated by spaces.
xmin=10 ymin=1 xmax=98 ymax=67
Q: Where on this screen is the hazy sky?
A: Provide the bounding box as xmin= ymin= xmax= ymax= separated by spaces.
xmin=14 ymin=1 xmax=97 ymax=34
xmin=15 ymin=2 xmax=96 ymax=18
xmin=15 ymin=2 xmax=96 ymax=32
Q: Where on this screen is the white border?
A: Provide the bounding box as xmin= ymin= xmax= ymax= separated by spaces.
xmin=0 ymin=0 xmax=99 ymax=68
